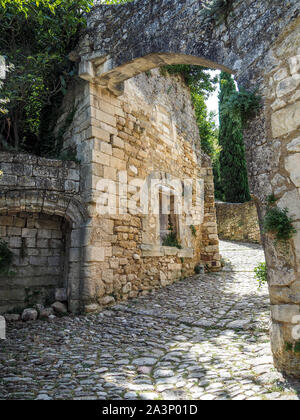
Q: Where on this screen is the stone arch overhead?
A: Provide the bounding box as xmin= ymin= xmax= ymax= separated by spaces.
xmin=76 ymin=0 xmax=299 ymax=95
xmin=0 ymin=189 xmax=88 ymax=228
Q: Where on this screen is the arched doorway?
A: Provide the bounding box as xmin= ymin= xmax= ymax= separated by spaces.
xmin=68 ymin=0 xmax=300 ymax=376
xmin=0 ymin=190 xmax=87 ymax=314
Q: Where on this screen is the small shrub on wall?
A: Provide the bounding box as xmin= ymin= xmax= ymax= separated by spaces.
xmin=263 ymin=207 xmax=296 ymax=243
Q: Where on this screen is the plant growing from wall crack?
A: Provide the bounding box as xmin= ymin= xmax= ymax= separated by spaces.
xmin=162 ymin=223 xmax=182 ymax=249
xmin=263 ymin=206 xmax=296 ymax=244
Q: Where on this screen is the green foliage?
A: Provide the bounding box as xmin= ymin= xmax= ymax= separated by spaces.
xmin=194 ymin=264 xmax=201 ymax=274
xmin=254 ymin=262 xmax=267 ymax=288
xmin=162 ymin=223 xmax=182 ymax=249
xmin=263 ymin=207 xmax=296 ymax=243
xmin=0 ymin=239 xmax=13 ymax=275
xmin=190 ymin=225 xmax=197 ymax=237
xmin=161 ymin=65 xmax=218 ymax=98
xmin=294 ymin=341 xmax=300 ymax=353
xmin=267 ymin=193 xmax=278 ymax=206
xmin=218 ymin=72 xmax=251 ymax=203
xmin=0 ymin=0 xmax=93 ymax=155
xmin=222 ymin=87 xmax=262 ymax=128
xmin=285 ymin=341 xmax=300 ymax=353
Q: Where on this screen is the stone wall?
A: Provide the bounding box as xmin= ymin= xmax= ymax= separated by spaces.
xmin=0 ymin=152 xmax=80 ymax=194
xmin=75 ymin=0 xmax=299 ymax=95
xmin=0 ymin=152 xmax=86 ymax=314
xmin=73 ymin=0 xmax=300 ymax=376
xmin=258 ymin=22 xmax=300 ymax=376
xmin=215 ymin=201 xmax=261 ymax=243
xmin=60 ymin=69 xmax=220 ymax=314
xmin=0 ymin=213 xmax=68 ymax=314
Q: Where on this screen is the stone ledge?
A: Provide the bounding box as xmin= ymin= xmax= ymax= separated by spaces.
xmin=141 ymin=244 xmax=194 ymax=258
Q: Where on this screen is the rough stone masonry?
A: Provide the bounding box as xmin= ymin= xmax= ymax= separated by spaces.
xmin=70 ymin=0 xmax=300 ymax=376
xmin=0 ymin=0 xmax=299 ymax=377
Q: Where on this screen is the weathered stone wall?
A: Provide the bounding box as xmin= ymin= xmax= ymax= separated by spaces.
xmin=0 ymin=152 xmax=80 ymax=194
xmin=0 ymin=152 xmax=86 ymax=314
xmin=215 ymin=201 xmax=261 ymax=243
xmin=0 ymin=213 xmax=68 ymax=314
xmin=257 ymin=22 xmax=300 ymax=376
xmin=1 ymin=0 xmax=299 ymax=376
xmin=73 ymin=0 xmax=300 ymax=376
xmin=60 ymin=69 xmax=220 ymax=314
xmin=75 ymin=0 xmax=299 ymax=95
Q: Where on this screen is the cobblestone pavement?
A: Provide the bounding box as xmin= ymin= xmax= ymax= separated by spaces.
xmin=1 ymin=241 xmax=300 ymax=400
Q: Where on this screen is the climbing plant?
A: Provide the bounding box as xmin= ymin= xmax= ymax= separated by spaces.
xmin=218 ymin=71 xmax=251 ymax=203
xmin=0 ymin=0 xmax=93 ymax=155
xmin=222 ymin=87 xmax=262 ymax=128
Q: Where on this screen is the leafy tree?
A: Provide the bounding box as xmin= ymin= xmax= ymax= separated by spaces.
xmin=0 ymin=0 xmax=135 ymax=153
xmin=218 ymin=71 xmax=250 ymax=203
xmin=0 ymin=0 xmax=93 ymax=153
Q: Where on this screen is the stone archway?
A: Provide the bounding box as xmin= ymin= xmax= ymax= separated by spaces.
xmin=71 ymin=0 xmax=300 ymax=376
xmin=0 ymin=189 xmax=88 ymax=314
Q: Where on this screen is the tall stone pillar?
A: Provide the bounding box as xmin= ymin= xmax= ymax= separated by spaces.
xmin=244 ymin=20 xmax=300 ymax=376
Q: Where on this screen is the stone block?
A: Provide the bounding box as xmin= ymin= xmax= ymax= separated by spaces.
xmin=271 ymin=101 xmax=300 ymax=137
xmin=85 ymin=303 xmax=100 ymax=313
xmin=21 ymin=308 xmax=38 ymax=321
xmin=285 ymin=154 xmax=300 ymax=187
xmin=51 ymin=301 xmax=68 ymax=315
xmin=271 ymin=304 xmax=300 ymax=323
xmin=287 ymin=136 xmax=300 ymax=152
xmin=22 ymin=228 xmax=37 ymax=238
xmin=102 ymin=269 xmax=114 ymax=284
xmin=55 ymin=288 xmax=67 ymax=302
xmin=85 ymin=246 xmax=105 ymax=262
xmin=289 ymin=55 xmax=300 ymax=75
xmin=276 ymin=75 xmax=300 ymax=97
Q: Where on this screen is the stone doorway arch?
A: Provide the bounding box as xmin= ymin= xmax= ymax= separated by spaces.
xmin=70 ymin=0 xmax=300 ymax=376
xmin=0 ymin=189 xmax=88 ymax=314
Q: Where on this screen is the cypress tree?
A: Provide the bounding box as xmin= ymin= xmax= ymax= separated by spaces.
xmin=218 ymin=71 xmax=251 ymax=203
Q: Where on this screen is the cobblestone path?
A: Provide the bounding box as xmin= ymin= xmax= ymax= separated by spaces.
xmin=1 ymin=241 xmax=300 ymax=400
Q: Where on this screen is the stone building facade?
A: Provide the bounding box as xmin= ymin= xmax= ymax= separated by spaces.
xmin=72 ymin=0 xmax=300 ymax=376
xmin=0 ymin=154 xmax=87 ymax=314
xmin=0 ymin=0 xmax=299 ymax=377
xmin=0 ymin=70 xmax=220 ymax=315
xmin=59 ymin=69 xmax=220 ymax=314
